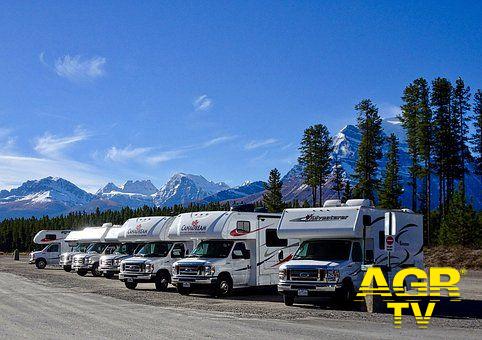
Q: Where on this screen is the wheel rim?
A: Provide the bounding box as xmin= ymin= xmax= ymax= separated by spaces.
xmin=219 ymin=280 xmax=229 ymax=294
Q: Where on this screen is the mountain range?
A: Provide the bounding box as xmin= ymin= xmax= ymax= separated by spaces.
xmin=1 ymin=117 xmax=480 ymax=220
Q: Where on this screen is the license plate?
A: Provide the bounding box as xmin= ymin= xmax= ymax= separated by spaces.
xmin=182 ymin=282 xmax=191 ymax=288
xmin=298 ymin=289 xmax=308 ymax=296
xmin=127 ymin=278 xmax=133 ymax=283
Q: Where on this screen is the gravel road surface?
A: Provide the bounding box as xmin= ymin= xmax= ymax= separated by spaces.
xmin=0 ymin=256 xmax=480 ymax=339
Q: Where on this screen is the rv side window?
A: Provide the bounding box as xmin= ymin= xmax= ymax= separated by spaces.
xmin=236 ymin=221 xmax=251 ymax=233
xmin=48 ymin=244 xmax=59 ymax=253
xmin=351 ymin=242 xmax=362 ymax=262
xmin=45 ymin=234 xmax=57 ymax=241
xmin=379 ymin=231 xmax=385 ymax=250
xmin=265 ymin=229 xmax=288 ymax=247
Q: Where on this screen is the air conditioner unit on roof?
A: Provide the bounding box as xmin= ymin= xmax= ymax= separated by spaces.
xmin=345 ymin=199 xmax=372 ymax=207
xmin=323 ymin=199 xmax=342 ymax=207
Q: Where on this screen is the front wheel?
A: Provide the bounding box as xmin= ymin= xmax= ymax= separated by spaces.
xmin=213 ymin=274 xmax=233 ymax=297
xmin=335 ymin=280 xmax=355 ymax=304
xmin=77 ymin=269 xmax=88 ymax=276
xmin=35 ymin=259 xmax=47 ymax=269
xmin=155 ymin=272 xmax=170 ymax=291
xmin=104 ymin=272 xmax=115 ymax=279
xmin=63 ymin=265 xmax=71 ymax=272
xmin=283 ymin=294 xmax=295 ymax=306
xmin=91 ymin=263 xmax=102 ymax=277
xmin=125 ymin=281 xmax=138 ymax=290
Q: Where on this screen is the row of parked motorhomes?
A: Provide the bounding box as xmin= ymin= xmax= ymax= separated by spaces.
xmin=29 ymin=199 xmax=424 ymax=305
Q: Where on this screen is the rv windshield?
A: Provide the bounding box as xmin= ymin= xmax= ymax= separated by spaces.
xmin=73 ymin=243 xmax=89 ymax=252
xmin=190 ymin=241 xmax=233 ymax=258
xmin=293 ymin=240 xmax=352 ymax=262
xmin=137 ymin=242 xmax=173 ymax=257
xmin=114 ymin=243 xmax=140 ymax=255
xmin=86 ymin=243 xmax=107 ymax=254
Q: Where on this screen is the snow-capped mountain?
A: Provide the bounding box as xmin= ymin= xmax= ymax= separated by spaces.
xmin=94 ymin=180 xmax=158 ymax=209
xmin=153 ymin=173 xmax=229 ymax=207
xmin=0 ymin=177 xmax=95 ymax=219
xmin=200 ymin=181 xmax=266 ymax=203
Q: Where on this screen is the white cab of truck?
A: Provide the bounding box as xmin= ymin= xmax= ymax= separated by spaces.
xmin=60 ymin=228 xmax=98 ymax=272
xmin=170 ymin=208 xmax=299 ymax=297
xmin=119 ymin=216 xmax=193 ymax=291
xmin=29 ymin=230 xmax=72 ymax=269
xmin=99 ymin=223 xmax=144 ymax=278
xmin=277 ymin=199 xmax=424 ymax=306
xmin=71 ymin=223 xmax=119 ymax=277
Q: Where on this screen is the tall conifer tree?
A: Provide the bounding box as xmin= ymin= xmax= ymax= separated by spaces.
xmin=471 ymin=89 xmax=482 ymax=176
xmin=263 ymin=168 xmax=284 ymax=213
xmin=378 ymin=134 xmax=403 ymax=209
xmin=332 ymin=157 xmax=345 ymax=200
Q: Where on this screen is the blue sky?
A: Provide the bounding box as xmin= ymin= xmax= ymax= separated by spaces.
xmin=0 ymin=1 xmax=481 ymax=192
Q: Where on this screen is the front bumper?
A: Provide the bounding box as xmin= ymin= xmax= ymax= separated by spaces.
xmin=28 ymin=258 xmax=35 ymax=264
xmin=59 ymin=260 xmax=72 ymax=266
xmin=172 ymin=275 xmax=217 ymax=286
xmin=72 ymin=263 xmax=93 ymax=271
xmin=100 ymin=265 xmax=120 ymax=274
xmin=119 ymin=272 xmax=156 ymax=282
xmin=278 ymin=280 xmax=341 ymax=296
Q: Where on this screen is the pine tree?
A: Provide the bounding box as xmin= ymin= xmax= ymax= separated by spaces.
xmin=471 ymin=89 xmax=482 ymax=176
xmin=331 ymin=157 xmax=345 ymax=200
xmin=341 ymin=181 xmax=352 ymax=203
xmin=263 ymin=168 xmax=284 ymax=213
xmin=352 ymin=99 xmax=384 ymax=202
xmin=298 ymin=126 xmax=318 ymax=206
xmin=431 ymin=78 xmax=453 ymax=213
xmin=400 ymin=80 xmax=422 ymax=211
xmin=451 ymin=77 xmax=471 ymax=197
xmin=378 ymin=134 xmax=403 ymax=209
xmin=312 ymin=124 xmax=334 ymax=206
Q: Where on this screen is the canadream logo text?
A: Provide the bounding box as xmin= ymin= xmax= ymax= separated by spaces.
xmin=181 ymin=219 xmax=207 ymax=233
xmin=127 ymin=223 xmax=149 ymax=235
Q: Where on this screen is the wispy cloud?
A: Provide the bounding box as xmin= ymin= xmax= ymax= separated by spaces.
xmin=146 ymin=150 xmax=184 ymax=165
xmin=200 ymin=135 xmax=236 ymax=148
xmin=244 ymin=138 xmax=278 ymax=150
xmin=53 ymin=54 xmax=106 ymax=81
xmin=193 ymin=95 xmax=213 ymax=111
xmin=105 ymin=145 xmax=151 ymax=162
xmin=34 ymin=129 xmax=89 ymax=158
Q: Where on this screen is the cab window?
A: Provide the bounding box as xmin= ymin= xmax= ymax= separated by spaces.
xmin=48 ymin=244 xmax=59 ymax=253
xmin=351 ymin=242 xmax=362 ymax=262
xmin=171 ymin=243 xmax=185 ymax=258
xmin=232 ymin=242 xmax=250 ymax=259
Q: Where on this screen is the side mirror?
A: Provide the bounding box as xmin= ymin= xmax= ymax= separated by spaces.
xmin=278 ymin=250 xmax=284 ymax=261
xmin=363 ymin=215 xmax=372 ymax=227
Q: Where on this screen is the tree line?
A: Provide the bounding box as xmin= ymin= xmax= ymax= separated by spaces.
xmin=262 ymin=76 xmax=482 ymax=247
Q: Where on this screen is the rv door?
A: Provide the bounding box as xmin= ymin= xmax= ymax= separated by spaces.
xmin=230 ymin=242 xmax=250 ymax=286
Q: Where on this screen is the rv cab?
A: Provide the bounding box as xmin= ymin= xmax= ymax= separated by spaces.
xmin=29 ymin=230 xmax=73 ymax=269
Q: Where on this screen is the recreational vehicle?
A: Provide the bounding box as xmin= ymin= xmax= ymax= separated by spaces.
xmin=277 ymin=199 xmax=424 ymax=306
xmin=29 ymin=230 xmax=72 ymax=269
xmin=71 ymin=223 xmax=118 ymax=277
xmin=119 ymin=216 xmax=192 ymax=291
xmin=170 ymin=209 xmax=299 ymax=297
xmin=59 ymin=229 xmax=96 ymax=272
xmin=99 ymin=222 xmax=143 ymax=278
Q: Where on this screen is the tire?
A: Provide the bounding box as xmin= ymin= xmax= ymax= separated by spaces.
xmin=155 ymin=272 xmax=170 ymax=291
xmin=336 ymin=280 xmax=355 ymax=304
xmin=77 ymin=269 xmax=88 ymax=276
xmin=213 ymin=274 xmax=233 ymax=297
xmin=177 ymin=284 xmax=191 ymax=295
xmin=91 ymin=263 xmax=102 ymax=277
xmin=283 ymin=294 xmax=295 ymax=306
xmin=104 ymin=272 xmax=115 ymax=279
xmin=63 ymin=265 xmax=71 ymax=272
xmin=125 ymin=281 xmax=138 ymax=290
xmin=35 ymin=259 xmax=47 ymax=269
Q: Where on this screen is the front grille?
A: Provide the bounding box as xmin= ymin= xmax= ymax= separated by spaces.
xmin=123 ymin=263 xmax=144 ymax=273
xmin=178 ymin=265 xmax=203 ymax=276
xmin=74 ymin=258 xmax=84 ymax=264
xmin=102 ymin=259 xmax=113 ymax=266
xmin=289 ymin=269 xmax=322 ymax=281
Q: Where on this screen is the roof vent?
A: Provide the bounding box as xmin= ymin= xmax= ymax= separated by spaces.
xmin=323 ymin=199 xmax=342 ymax=207
xmin=102 ymin=223 xmax=113 ymax=228
xmin=345 ymin=199 xmax=372 ymax=207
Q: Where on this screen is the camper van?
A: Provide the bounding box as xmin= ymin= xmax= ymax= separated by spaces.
xmin=170 ymin=210 xmax=299 ymax=297
xmin=60 ymin=229 xmax=96 ymax=272
xmin=119 ymin=216 xmax=192 ymax=290
xmin=29 ymin=230 xmax=72 ymax=269
xmin=277 ymin=199 xmax=424 ymax=306
xmin=71 ymin=223 xmax=118 ymax=277
xmin=99 ymin=222 xmax=143 ymax=278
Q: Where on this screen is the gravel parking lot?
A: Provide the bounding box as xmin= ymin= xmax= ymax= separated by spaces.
xmin=0 ymin=256 xmax=481 ymax=339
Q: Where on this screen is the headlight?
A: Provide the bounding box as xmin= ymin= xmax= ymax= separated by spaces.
xmin=88 ymin=258 xmax=95 ymax=264
xmin=173 ymin=264 xmax=179 ymax=274
xmin=279 ymin=269 xmax=287 ymax=280
xmin=114 ymin=259 xmax=120 ymax=265
xmin=145 ymin=263 xmax=154 ymax=273
xmin=325 ymin=270 xmax=340 ymax=282
xmin=204 ymin=266 xmax=215 ymax=276
xmin=67 ymin=255 xmax=72 ymax=261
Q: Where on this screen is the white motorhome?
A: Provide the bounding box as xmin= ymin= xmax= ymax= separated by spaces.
xmin=99 ymin=222 xmax=144 ymax=279
xmin=119 ymin=216 xmax=192 ymax=291
xmin=59 ymin=229 xmax=96 ymax=272
xmin=171 ymin=210 xmax=299 ymax=297
xmin=71 ymin=223 xmax=118 ymax=277
xmin=29 ymin=230 xmax=72 ymax=269
xmin=277 ymin=199 xmax=424 ymax=306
